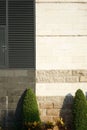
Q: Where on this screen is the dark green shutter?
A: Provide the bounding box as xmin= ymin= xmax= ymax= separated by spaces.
xmin=0 ymin=27 xmax=6 ymax=67
xmin=8 ymin=0 xmax=35 ymax=68
xmin=0 ymin=0 xmax=6 ymax=25
xmin=0 ymin=0 xmax=6 ymax=68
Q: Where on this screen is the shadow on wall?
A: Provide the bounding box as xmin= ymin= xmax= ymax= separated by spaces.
xmin=59 ymin=94 xmax=74 ymax=130
xmin=14 ymin=89 xmax=27 ymax=130
xmin=0 ymin=90 xmax=27 ymax=130
xmin=0 ymin=109 xmax=15 ymax=130
xmin=1 ymin=88 xmax=35 ymax=130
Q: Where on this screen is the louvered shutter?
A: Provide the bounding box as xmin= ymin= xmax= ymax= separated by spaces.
xmin=0 ymin=0 xmax=6 ymax=68
xmin=0 ymin=0 xmax=6 ymax=25
xmin=8 ymin=0 xmax=35 ymax=68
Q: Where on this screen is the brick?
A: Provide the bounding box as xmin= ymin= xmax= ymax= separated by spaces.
xmin=65 ymin=76 xmax=79 ymax=82
xmin=46 ymin=109 xmax=59 ymax=116
xmin=53 ymin=97 xmax=65 ymax=109
xmin=0 ymin=110 xmax=6 ymax=118
xmin=0 ymin=103 xmax=6 ymax=109
xmin=0 ymin=97 xmax=6 ymax=103
xmin=0 ymin=70 xmax=14 ymax=77
xmin=36 ymin=70 xmax=80 ymax=83
xmin=53 ymin=116 xmax=60 ymax=122
xmin=0 ymin=77 xmax=8 ymax=83
xmin=39 ymin=102 xmax=54 ymax=109
xmin=36 ymin=70 xmax=72 ymax=83
xmin=46 ymin=96 xmax=65 ymax=102
xmin=39 ymin=109 xmax=46 ymax=116
xmin=36 ymin=74 xmax=65 ymax=83
xmin=40 ymin=116 xmax=53 ymax=122
xmin=8 ymin=96 xmax=20 ymax=103
xmin=37 ymin=96 xmax=47 ymax=102
xmin=80 ymin=76 xmax=87 ymax=82
xmin=8 ymin=103 xmax=17 ymax=109
xmin=53 ymin=102 xmax=63 ymax=109
xmin=7 ymin=89 xmax=25 ymax=96
xmin=14 ymin=70 xmax=28 ymax=77
xmin=72 ymin=70 xmax=87 ymax=76
xmin=7 ymin=110 xmax=15 ymax=121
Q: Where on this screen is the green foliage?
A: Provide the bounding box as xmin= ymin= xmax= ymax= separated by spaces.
xmin=56 ymin=117 xmax=67 ymax=130
xmin=24 ymin=121 xmax=41 ymax=130
xmin=72 ymin=89 xmax=87 ymax=130
xmin=22 ymin=88 xmax=40 ymax=123
xmin=45 ymin=121 xmax=55 ymax=129
xmin=24 ymin=121 xmax=55 ymax=130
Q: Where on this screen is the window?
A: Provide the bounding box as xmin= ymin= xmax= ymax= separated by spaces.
xmin=0 ymin=0 xmax=35 ymax=68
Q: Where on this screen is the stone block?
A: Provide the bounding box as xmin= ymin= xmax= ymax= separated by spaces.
xmin=46 ymin=109 xmax=59 ymax=116
xmin=55 ymin=97 xmax=65 ymax=108
xmin=0 ymin=110 xmax=6 ymax=120
xmin=14 ymin=70 xmax=28 ymax=77
xmin=39 ymin=109 xmax=46 ymax=116
xmin=0 ymin=103 xmax=6 ymax=110
xmin=7 ymin=89 xmax=25 ymax=97
xmin=53 ymin=102 xmax=63 ymax=109
xmin=72 ymin=70 xmax=87 ymax=76
xmin=8 ymin=96 xmax=20 ymax=103
xmin=7 ymin=110 xmax=15 ymax=121
xmin=65 ymin=76 xmax=79 ymax=82
xmin=27 ymin=70 xmax=35 ymax=81
xmin=40 ymin=116 xmax=53 ymax=122
xmin=0 ymin=97 xmax=6 ymax=103
xmin=36 ymin=70 xmax=66 ymax=83
xmin=0 ymin=70 xmax=14 ymax=77
xmin=0 ymin=77 xmax=8 ymax=83
xmin=39 ymin=102 xmax=54 ymax=109
xmin=8 ymin=103 xmax=17 ymax=109
xmin=37 ymin=96 xmax=47 ymax=102
xmin=80 ymin=76 xmax=87 ymax=82
xmin=53 ymin=116 xmax=60 ymax=122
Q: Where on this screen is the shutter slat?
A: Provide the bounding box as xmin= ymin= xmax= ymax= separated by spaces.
xmin=0 ymin=0 xmax=6 ymax=25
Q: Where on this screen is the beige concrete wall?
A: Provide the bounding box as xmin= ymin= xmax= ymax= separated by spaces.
xmin=36 ymin=37 xmax=87 ymax=70
xmin=36 ymin=1 xmax=87 ymax=70
xmin=36 ymin=3 xmax=87 ymax=35
xmin=36 ymin=0 xmax=87 ymax=95
xmin=36 ymin=0 xmax=87 ymax=125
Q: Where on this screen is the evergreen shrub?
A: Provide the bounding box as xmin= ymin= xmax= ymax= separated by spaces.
xmin=22 ymin=88 xmax=40 ymax=123
xmin=72 ymin=89 xmax=87 ymax=130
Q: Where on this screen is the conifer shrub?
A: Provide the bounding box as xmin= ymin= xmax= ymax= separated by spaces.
xmin=22 ymin=88 xmax=40 ymax=123
xmin=72 ymin=89 xmax=87 ymax=130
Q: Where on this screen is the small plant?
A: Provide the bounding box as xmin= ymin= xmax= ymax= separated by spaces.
xmin=45 ymin=121 xmax=55 ymax=130
xmin=0 ymin=126 xmax=2 ymax=130
xmin=72 ymin=89 xmax=87 ymax=130
xmin=24 ymin=121 xmax=41 ymax=130
xmin=56 ymin=117 xmax=67 ymax=130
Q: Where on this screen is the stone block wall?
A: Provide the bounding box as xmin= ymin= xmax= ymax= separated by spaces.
xmin=0 ymin=69 xmax=35 ymax=129
xmin=0 ymin=0 xmax=87 ymax=129
xmin=36 ymin=70 xmax=87 ymax=128
xmin=37 ymin=96 xmax=73 ymax=128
